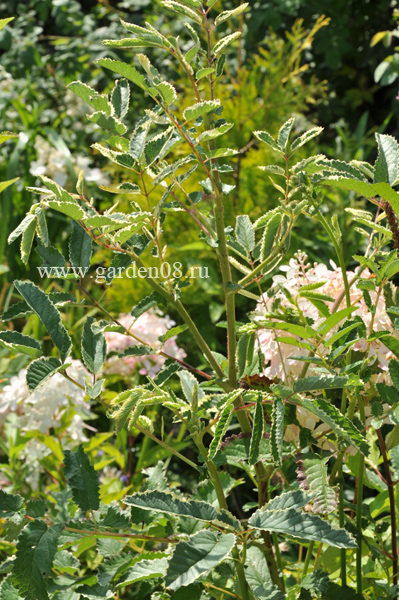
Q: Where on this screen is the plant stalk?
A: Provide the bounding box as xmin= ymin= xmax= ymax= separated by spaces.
xmin=377 ymin=428 xmax=398 ymax=597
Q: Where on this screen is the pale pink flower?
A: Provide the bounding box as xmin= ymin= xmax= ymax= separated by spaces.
xmin=104 ymin=309 xmax=186 ymax=377
xmin=255 ymin=253 xmax=395 ymax=384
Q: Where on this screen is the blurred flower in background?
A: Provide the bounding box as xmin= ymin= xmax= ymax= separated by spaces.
xmin=104 ymin=309 xmax=186 ymax=377
xmin=255 ymin=251 xmax=394 ymax=382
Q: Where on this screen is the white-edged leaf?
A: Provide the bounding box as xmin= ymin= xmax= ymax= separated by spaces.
xmin=111 ymin=79 xmax=130 ymax=119
xmin=214 ymin=31 xmax=241 ymax=55
xmin=0 ymin=331 xmax=41 ymax=358
xmin=81 ymin=316 xmax=106 ymax=374
xmin=26 ymin=357 xmax=64 ymax=391
xmin=277 ymin=117 xmax=295 ymax=150
xmin=8 ymin=213 xmax=36 ymax=244
xmin=290 ymin=127 xmax=323 ymax=153
xmin=183 ymin=100 xmax=221 ymax=122
xmin=235 ymin=215 xmax=255 ymax=253
xmin=254 ymin=130 xmax=282 ymax=154
xmin=215 ymin=4 xmax=249 ymax=26
xmin=374 ymin=133 xmax=399 ymax=185
xmin=197 ymin=122 xmax=234 ymax=142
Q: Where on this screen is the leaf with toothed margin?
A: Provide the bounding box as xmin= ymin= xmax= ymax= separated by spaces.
xmin=249 ymin=396 xmax=264 ymax=465
xmin=7 ymin=213 xmax=36 ymax=244
xmin=165 ymin=530 xmax=236 ymax=591
xmin=374 ymin=133 xmax=399 ymax=185
xmin=277 ymin=117 xmax=295 ymax=150
xmin=0 ymin=331 xmax=41 ymax=358
xmin=111 ymin=79 xmax=130 ymax=119
xmin=290 ymin=127 xmax=324 ymax=153
xmin=183 ymin=100 xmax=221 ymax=122
xmin=26 ymin=357 xmax=64 ymax=391
xmin=213 ymin=31 xmax=241 ymax=55
xmin=254 ymin=130 xmax=282 ymax=153
xmin=12 ymin=521 xmax=62 ymax=600
xmin=270 ymin=397 xmax=284 ymax=465
xmin=0 ymin=490 xmax=23 ymax=518
xmin=81 ymin=316 xmax=106 ymax=375
xmin=64 ymin=445 xmax=100 ymax=511
xmin=208 ymin=403 xmax=233 ymax=459
xmin=315 ymin=177 xmax=399 ymax=217
xmin=123 ymin=490 xmax=240 ymax=530
xmin=97 ymin=58 xmax=149 ymax=92
xmin=299 ymin=396 xmax=368 ymax=455
xmin=249 ymin=506 xmax=356 ymax=548
xmin=14 ymin=280 xmax=72 ymax=361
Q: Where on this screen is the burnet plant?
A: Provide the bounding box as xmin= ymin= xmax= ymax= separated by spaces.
xmin=3 ymin=1 xmax=399 ymax=599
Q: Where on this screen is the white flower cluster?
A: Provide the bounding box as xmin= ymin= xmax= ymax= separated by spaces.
xmin=29 ymin=135 xmax=110 ymax=187
xmin=0 ymin=360 xmax=92 ymax=487
xmin=104 ymin=309 xmax=186 ymax=378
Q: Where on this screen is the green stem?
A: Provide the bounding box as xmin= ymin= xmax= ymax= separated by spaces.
xmin=339 ymin=475 xmax=347 ymax=587
xmin=355 ymin=453 xmax=364 ymax=594
xmin=377 ymin=428 xmax=398 ymax=598
xmin=195 ymin=434 xmax=250 ymax=600
xmin=135 ymin=423 xmax=200 ymax=472
xmin=318 ymin=209 xmax=352 ymax=587
xmin=302 ymin=541 xmax=314 ymax=577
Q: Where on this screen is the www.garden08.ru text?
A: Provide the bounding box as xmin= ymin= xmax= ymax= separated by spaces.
xmin=36 ymin=262 xmax=209 ymax=284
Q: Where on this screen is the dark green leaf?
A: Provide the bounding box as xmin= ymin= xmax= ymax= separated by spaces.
xmin=14 ymin=281 xmax=72 ymax=361
xmin=64 ymin=446 xmax=100 ymax=511
xmin=165 ymin=530 xmax=235 ymax=591
xmin=26 ymin=357 xmax=63 ymax=391
xmin=69 ymin=222 xmax=92 ymax=270
xmin=249 ymin=396 xmax=264 ymax=465
xmin=12 ymin=521 xmax=62 ymax=600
